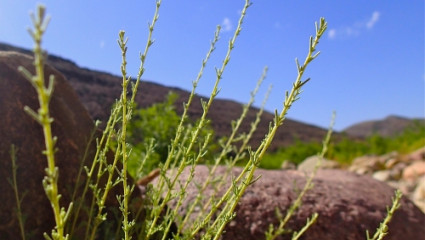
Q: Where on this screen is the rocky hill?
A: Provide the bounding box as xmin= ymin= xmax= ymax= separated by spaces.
xmin=343 ymin=115 xmax=425 ymax=138
xmin=0 ymin=42 xmax=336 ymax=151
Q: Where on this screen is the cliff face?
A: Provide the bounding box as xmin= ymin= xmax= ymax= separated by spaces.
xmin=0 ymin=42 xmax=332 ymax=151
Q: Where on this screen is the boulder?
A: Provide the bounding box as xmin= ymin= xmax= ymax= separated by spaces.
xmin=372 ymin=170 xmax=392 ymax=182
xmin=402 ymin=161 xmax=425 ymax=180
xmin=413 ymin=176 xmax=425 ymax=212
xmin=161 ymin=165 xmax=425 ymax=240
xmin=280 ymin=160 xmax=296 ymax=170
xmin=0 ymin=51 xmax=130 ymax=239
xmin=297 ymin=155 xmax=339 ymax=172
xmin=349 ymin=152 xmax=399 ymax=175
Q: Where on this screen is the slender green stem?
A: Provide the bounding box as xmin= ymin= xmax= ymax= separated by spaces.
xmin=161 ymin=133 xmax=212 ymax=239
xmin=19 ymin=5 xmax=73 ymax=240
xmin=84 ymin=104 xmax=121 ymax=240
xmin=291 ymin=213 xmax=318 ymax=240
xmin=9 ymin=145 xmax=27 ymax=240
xmin=150 ymin=28 xmax=220 ymax=225
xmin=237 ymin=83 xmax=272 ymax=158
xmin=67 ymin=121 xmax=99 ymax=238
xmin=266 ymin=112 xmax=335 ymax=240
xmin=88 ymin=138 xmax=123 ymax=240
xmin=151 ymin=25 xmax=221 ymax=230
xmin=366 ymin=190 xmax=402 ymax=240
xmin=185 ymin=0 xmax=253 ymax=237
xmin=182 ymin=66 xmax=268 ymax=233
xmin=116 ymin=1 xmax=162 ymax=238
xmin=161 ymin=24 xmax=220 ymax=174
xmin=131 ymin=0 xmax=162 ymax=103
xmin=118 ymin=30 xmax=133 ymax=240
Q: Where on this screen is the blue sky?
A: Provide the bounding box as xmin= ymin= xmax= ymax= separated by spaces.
xmin=1 ymin=1 xmax=424 ymax=131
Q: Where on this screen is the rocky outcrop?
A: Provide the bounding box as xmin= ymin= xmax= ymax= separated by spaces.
xmin=349 ymin=147 xmax=425 ymax=213
xmin=157 ymin=165 xmax=425 ymax=240
xmin=0 ymin=51 xmax=131 ymax=239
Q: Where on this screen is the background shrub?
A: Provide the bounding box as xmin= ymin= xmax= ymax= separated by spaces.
xmin=126 ymin=92 xmax=217 ymax=177
xmin=261 ymin=121 xmax=425 ymax=168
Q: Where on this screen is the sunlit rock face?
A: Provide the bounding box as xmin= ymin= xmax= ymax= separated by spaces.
xmin=159 ymin=165 xmax=425 ymax=240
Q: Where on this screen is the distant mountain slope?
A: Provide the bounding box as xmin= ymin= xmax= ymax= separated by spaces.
xmin=343 ymin=115 xmax=425 ymax=138
xmin=0 ymin=42 xmax=335 ymax=151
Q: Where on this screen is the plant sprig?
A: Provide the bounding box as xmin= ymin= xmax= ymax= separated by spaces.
xmin=366 ymin=190 xmax=402 ymax=240
xmin=146 ymin=0 xmax=252 ymax=238
xmin=266 ymin=112 xmax=335 ymax=240
xmin=8 ymin=145 xmax=27 ymax=240
xmin=181 ymin=66 xmax=269 ymax=233
xmin=18 ymin=5 xmax=72 ymax=240
xmin=205 ymin=17 xmax=328 ymax=240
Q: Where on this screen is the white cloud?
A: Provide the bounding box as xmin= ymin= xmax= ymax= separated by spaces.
xmin=328 ymin=11 xmax=380 ymax=40
xmin=366 ymin=11 xmax=380 ymax=29
xmin=344 ymin=27 xmax=360 ymax=37
xmin=328 ymin=29 xmax=336 ymax=39
xmin=221 ymin=17 xmax=232 ymax=32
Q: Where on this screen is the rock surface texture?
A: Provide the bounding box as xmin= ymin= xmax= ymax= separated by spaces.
xmin=0 ymin=51 xmax=127 ymax=239
xmin=161 ymin=165 xmax=425 ymax=240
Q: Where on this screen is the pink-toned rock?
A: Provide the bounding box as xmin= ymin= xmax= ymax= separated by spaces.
xmin=373 ymin=170 xmax=392 ymax=182
xmin=402 ymin=161 xmax=425 ymax=180
xmin=349 ymin=152 xmax=400 ymax=175
xmin=413 ymin=176 xmax=425 ymax=212
xmin=161 ymin=165 xmax=425 ymax=240
xmin=349 ymin=155 xmax=385 ymax=174
xmin=297 ymin=156 xmax=339 ymax=172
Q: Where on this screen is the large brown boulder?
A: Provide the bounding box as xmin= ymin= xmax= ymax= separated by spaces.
xmin=0 ymin=51 xmax=128 ymax=239
xmin=163 ymin=165 xmax=425 ymax=240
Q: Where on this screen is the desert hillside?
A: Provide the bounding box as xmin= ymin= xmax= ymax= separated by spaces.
xmin=343 ymin=115 xmax=425 ymax=138
xmin=2 ymin=42 xmax=422 ymax=151
xmin=0 ymin=42 xmax=334 ymax=151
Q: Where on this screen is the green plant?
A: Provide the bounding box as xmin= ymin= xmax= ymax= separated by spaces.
xmin=262 ymin=120 xmax=425 ymax=168
xmin=18 ymin=6 xmax=72 ymax=240
xmin=366 ymin=190 xmax=402 ymax=240
xmin=265 ymin=112 xmax=335 ymax=240
xmin=127 ymin=93 xmax=181 ymax=176
xmin=198 ymin=16 xmax=328 ymax=239
xmin=125 ymin=92 xmax=217 ymax=179
xmin=12 ymin=2 xmax=405 ymax=240
xmin=260 ymin=139 xmax=323 ymax=168
xmin=8 ymin=145 xmax=27 ymax=240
